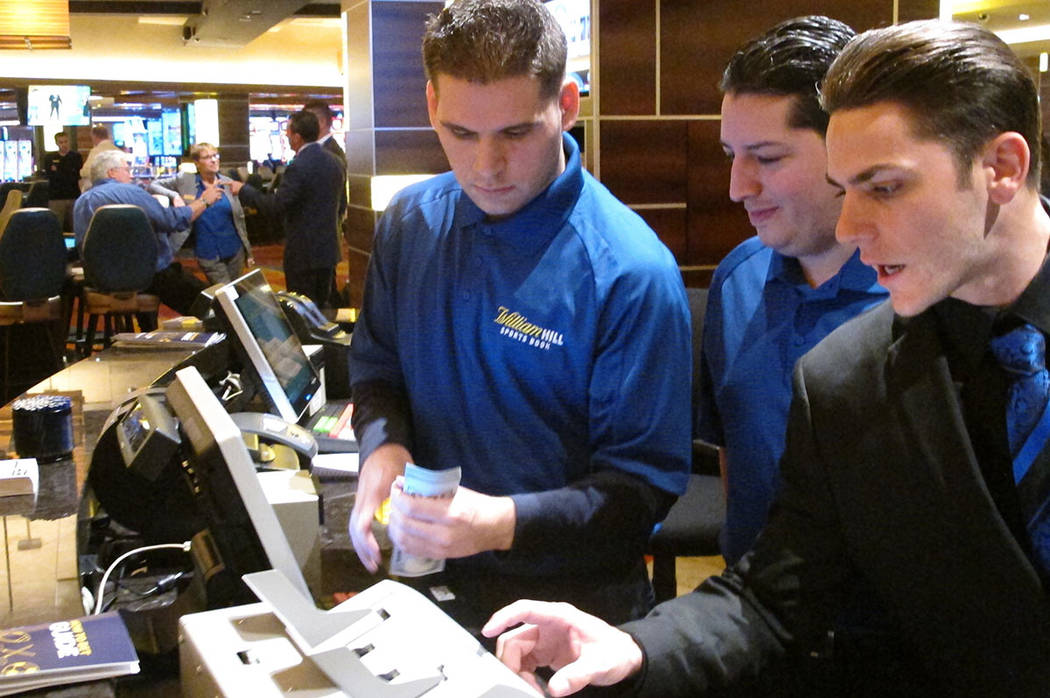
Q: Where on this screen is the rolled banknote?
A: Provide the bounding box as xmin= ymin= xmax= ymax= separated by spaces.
xmin=389 ymin=463 xmax=461 ymax=577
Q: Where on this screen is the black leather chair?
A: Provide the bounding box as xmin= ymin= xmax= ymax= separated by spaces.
xmin=0 ymin=208 xmax=69 ymax=398
xmin=647 ymin=287 xmax=726 ymax=602
xmin=79 ymin=205 xmax=160 ymax=355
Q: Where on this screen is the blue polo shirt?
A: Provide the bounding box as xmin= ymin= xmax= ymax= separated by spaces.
xmin=351 ymin=134 xmax=691 ymax=576
xmin=698 ymin=237 xmax=888 ymax=564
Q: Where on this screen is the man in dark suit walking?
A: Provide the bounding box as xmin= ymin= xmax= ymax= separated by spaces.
xmin=483 ymin=19 xmax=1050 ymax=698
xmin=241 ymin=110 xmax=345 ymax=308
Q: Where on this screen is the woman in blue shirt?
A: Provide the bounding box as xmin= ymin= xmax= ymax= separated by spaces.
xmin=150 ymin=142 xmax=253 ymax=284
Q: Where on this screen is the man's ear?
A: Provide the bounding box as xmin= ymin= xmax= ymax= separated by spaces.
xmin=559 ymin=80 xmax=580 ymax=131
xmin=426 ymin=80 xmax=439 ymax=130
xmin=982 ymin=131 xmax=1030 ymax=205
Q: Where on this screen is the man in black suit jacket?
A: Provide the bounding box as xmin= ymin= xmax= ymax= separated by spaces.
xmin=483 ymin=20 xmax=1050 ymax=698
xmin=241 ymin=110 xmax=345 ymax=308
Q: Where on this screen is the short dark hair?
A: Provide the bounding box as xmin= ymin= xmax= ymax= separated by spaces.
xmin=288 ymin=110 xmax=320 ymax=143
xmin=422 ymin=0 xmax=567 ymax=100
xmin=91 ymin=125 xmax=109 ymax=139
xmin=821 ymin=20 xmax=1041 ymax=188
xmin=303 ymin=99 xmax=334 ymax=128
xmin=720 ymin=15 xmax=855 ymax=135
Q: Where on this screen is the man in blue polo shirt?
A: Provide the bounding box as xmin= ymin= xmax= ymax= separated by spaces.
xmin=700 ymin=16 xmax=888 ymax=564
xmin=348 ymin=0 xmax=691 ymax=626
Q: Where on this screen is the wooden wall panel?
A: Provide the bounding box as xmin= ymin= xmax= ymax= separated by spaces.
xmin=346 ymin=206 xmax=379 ymax=254
xmin=636 ymin=208 xmax=687 ymax=262
xmin=218 ymin=94 xmax=249 ymax=164
xmin=659 ymin=1 xmax=897 ymax=116
xmin=597 ymin=0 xmax=656 ymax=115
xmin=374 ymin=129 xmax=448 ymax=175
xmin=372 ymin=2 xmax=443 ymax=129
xmin=897 ymin=0 xmax=940 ymax=23
xmin=685 ymin=119 xmax=748 ymax=266
xmin=599 ymin=120 xmax=687 ymax=204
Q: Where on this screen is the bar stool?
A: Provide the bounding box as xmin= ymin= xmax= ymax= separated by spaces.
xmin=79 ymin=205 xmax=160 ymax=356
xmin=0 ymin=208 xmax=68 ymax=400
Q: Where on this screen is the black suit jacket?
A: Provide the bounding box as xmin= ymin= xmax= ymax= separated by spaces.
xmin=243 ymin=142 xmax=344 ymax=272
xmin=625 ymin=300 xmax=1050 ymax=697
xmin=321 ymin=135 xmax=349 ymax=221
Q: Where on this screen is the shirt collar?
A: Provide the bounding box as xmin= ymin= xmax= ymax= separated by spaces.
xmin=453 ymin=133 xmax=584 ymax=250
xmin=768 ymin=247 xmax=879 ymax=296
xmin=933 ymin=253 xmax=1050 ymax=378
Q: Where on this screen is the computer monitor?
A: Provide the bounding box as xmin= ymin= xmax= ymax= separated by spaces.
xmin=212 ymin=269 xmax=321 ymax=423
xmin=165 ymin=365 xmax=311 ymax=604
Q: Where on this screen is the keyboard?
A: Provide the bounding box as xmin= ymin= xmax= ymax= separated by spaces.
xmin=303 ymin=400 xmax=358 ymax=453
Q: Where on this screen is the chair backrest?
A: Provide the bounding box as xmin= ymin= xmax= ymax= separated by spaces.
xmin=686 ymin=286 xmax=708 ymax=413
xmin=0 ymin=188 xmax=22 ymax=234
xmin=0 ymin=208 xmax=67 ymax=301
xmin=24 ymin=180 xmax=49 ymax=209
xmin=82 ymin=204 xmax=157 ymax=292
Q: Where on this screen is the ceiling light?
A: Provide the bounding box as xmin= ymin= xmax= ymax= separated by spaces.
xmin=1041 ymin=52 xmax=1048 ymax=72
xmin=1020 ymin=13 xmax=1031 ymax=21
xmin=994 ymin=23 xmax=1050 ymax=45
xmin=138 ymin=16 xmax=189 ymax=27
xmin=0 ymin=0 xmax=71 ymax=50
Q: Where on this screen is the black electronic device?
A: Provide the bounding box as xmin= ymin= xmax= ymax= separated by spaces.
xmin=210 ymin=269 xmax=357 ymax=451
xmin=88 ymin=368 xmax=312 ymax=608
xmin=212 ymin=269 xmax=322 ymax=423
xmin=276 ymin=290 xmax=353 ymax=401
xmin=165 ymin=366 xmax=312 ymax=607
xmin=229 ymin=411 xmax=318 ymax=464
xmin=116 ymin=394 xmax=180 ymax=482
xmin=275 ymin=290 xmax=342 ymax=341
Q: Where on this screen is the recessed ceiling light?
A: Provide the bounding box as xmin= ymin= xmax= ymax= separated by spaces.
xmin=1020 ymin=13 xmax=1031 ymax=21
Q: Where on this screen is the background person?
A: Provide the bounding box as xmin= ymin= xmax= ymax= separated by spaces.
xmin=42 ymin=131 xmax=82 ymax=231
xmin=348 ymin=0 xmax=691 ymax=627
xmin=74 ymin=149 xmax=221 ymax=317
xmin=78 ymin=125 xmax=121 ymax=193
xmin=484 ymin=19 xmax=1050 ymax=698
xmin=150 ymin=142 xmax=254 ymax=285
xmin=240 ymin=110 xmax=344 ymax=308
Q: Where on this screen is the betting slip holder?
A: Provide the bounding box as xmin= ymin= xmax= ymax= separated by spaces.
xmin=179 ymin=568 xmax=540 ymax=697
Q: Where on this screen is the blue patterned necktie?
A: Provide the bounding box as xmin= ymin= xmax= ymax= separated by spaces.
xmin=989 ymin=323 xmax=1050 ymax=573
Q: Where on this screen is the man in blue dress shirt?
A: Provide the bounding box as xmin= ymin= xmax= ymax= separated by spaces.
xmin=699 ymin=16 xmax=888 ymax=564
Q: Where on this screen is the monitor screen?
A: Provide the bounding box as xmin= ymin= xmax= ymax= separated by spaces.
xmin=213 ymin=269 xmax=321 ymax=423
xmin=161 ymin=109 xmax=182 ymax=156
xmin=26 ymin=85 xmax=91 ymax=126
xmin=165 ymin=366 xmax=312 ymax=605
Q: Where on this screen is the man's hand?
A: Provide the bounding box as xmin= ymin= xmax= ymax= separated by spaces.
xmin=388 ymin=482 xmax=515 ymax=559
xmin=348 ymin=444 xmax=411 ymax=572
xmin=482 ymin=601 xmax=645 ymax=696
xmin=172 ymin=194 xmax=187 ymax=207
xmin=226 ymin=180 xmax=244 ymax=195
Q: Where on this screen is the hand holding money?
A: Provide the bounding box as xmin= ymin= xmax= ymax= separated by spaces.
xmin=388 ymin=463 xmax=516 ymax=576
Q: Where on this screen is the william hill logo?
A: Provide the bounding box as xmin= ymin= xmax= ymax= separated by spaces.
xmin=494 ymin=306 xmax=564 ymax=351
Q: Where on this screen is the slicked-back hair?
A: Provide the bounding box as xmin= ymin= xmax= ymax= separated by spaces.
xmin=288 ymin=110 xmax=320 ymax=143
xmin=422 ymin=0 xmax=567 ymax=100
xmin=720 ymin=15 xmax=855 ymax=135
xmin=821 ymin=20 xmax=1041 ymax=188
xmin=303 ymin=99 xmax=334 ymax=128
